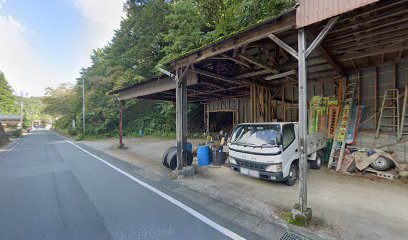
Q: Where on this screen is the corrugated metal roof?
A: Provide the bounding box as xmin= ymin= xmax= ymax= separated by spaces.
xmin=0 ymin=114 xmax=21 ymax=121
xmin=296 ymin=0 xmax=379 ymax=28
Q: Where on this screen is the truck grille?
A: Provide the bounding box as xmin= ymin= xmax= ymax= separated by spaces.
xmin=235 ymin=159 xmax=268 ymax=171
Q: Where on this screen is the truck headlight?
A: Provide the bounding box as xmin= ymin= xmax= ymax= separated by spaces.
xmin=227 ymin=156 xmax=237 ymax=165
xmin=265 ymin=163 xmax=282 ymax=173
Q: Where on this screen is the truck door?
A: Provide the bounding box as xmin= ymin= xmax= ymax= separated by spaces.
xmin=281 ymin=124 xmax=297 ymax=176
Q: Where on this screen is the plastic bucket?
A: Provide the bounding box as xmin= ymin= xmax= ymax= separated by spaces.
xmin=197 ymin=145 xmax=210 ymax=166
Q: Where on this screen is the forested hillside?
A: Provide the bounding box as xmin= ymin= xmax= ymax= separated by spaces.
xmin=43 ymin=0 xmax=295 ymax=138
xmin=1 ymin=71 xmax=48 ymax=129
xmin=0 ymin=71 xmax=15 ymax=114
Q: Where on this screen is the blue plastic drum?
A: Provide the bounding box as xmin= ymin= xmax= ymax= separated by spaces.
xmin=197 ymin=145 xmax=210 ymax=166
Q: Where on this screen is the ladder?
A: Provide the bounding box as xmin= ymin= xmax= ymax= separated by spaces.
xmin=398 ymin=86 xmax=408 ymax=140
xmin=376 ymin=89 xmax=400 ymax=138
xmin=328 ymin=83 xmax=356 ymax=171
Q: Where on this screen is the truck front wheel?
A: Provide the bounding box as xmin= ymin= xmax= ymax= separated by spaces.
xmin=285 ymin=164 xmax=298 ymax=186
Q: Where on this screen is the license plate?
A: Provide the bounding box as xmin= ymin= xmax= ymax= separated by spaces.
xmin=240 ymin=167 xmax=260 ymax=178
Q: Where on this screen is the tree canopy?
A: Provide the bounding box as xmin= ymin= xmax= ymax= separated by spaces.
xmin=42 ymin=0 xmax=295 ymax=137
xmin=0 ymin=71 xmax=15 ymax=114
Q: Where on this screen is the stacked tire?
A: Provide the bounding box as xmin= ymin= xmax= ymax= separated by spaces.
xmin=162 ymin=146 xmax=193 ymax=170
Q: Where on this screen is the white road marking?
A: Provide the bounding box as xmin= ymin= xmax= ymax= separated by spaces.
xmin=65 ymin=140 xmax=246 ymax=240
xmin=0 ymin=138 xmax=22 ymax=154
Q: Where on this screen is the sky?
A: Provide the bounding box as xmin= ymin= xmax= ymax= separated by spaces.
xmin=0 ymin=0 xmax=125 ymax=96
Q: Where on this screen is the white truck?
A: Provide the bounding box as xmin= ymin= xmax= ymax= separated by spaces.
xmin=227 ymin=122 xmax=327 ymax=186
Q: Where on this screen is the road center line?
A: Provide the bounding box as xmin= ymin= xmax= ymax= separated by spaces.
xmin=65 ymin=139 xmax=246 ymax=240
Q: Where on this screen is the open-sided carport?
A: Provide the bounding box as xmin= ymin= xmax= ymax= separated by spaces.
xmin=110 ymin=0 xmax=408 ymax=219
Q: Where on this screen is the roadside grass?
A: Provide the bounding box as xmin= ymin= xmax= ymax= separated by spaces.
xmin=277 ymin=207 xmax=330 ymax=230
xmin=55 ymin=127 xmax=206 ymax=141
xmin=280 ymin=210 xmax=305 ymax=227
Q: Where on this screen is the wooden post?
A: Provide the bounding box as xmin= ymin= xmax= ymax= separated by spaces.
xmin=357 ymin=71 xmax=361 ymax=105
xmin=375 ymin=67 xmax=378 ymax=128
xmin=119 ymin=100 xmax=124 ymax=147
xmin=338 ymin=77 xmax=345 ymax=104
xmin=182 ymin=75 xmax=188 ymax=166
xmin=176 ymin=68 xmax=188 ymax=170
xmin=298 ymin=28 xmax=308 ymax=213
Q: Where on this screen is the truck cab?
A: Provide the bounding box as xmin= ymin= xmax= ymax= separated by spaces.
xmin=227 ymin=122 xmax=325 ymax=186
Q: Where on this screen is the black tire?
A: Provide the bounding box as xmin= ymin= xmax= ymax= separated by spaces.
xmin=285 ymin=163 xmax=298 ymax=186
xmin=162 ymin=146 xmax=177 ymax=167
xmin=186 ymin=151 xmax=193 ymax=166
xmin=310 ymin=151 xmax=322 ymax=170
xmin=167 ymin=148 xmax=178 ymax=170
xmin=371 ymin=156 xmax=392 ymax=171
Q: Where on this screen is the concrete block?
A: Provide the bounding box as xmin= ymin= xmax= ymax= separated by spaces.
xmin=291 ymin=204 xmax=312 ymax=226
xmin=173 ymin=166 xmax=195 ymax=177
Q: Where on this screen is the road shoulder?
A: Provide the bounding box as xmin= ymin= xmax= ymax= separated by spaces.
xmin=62 ymin=136 xmax=327 ymax=240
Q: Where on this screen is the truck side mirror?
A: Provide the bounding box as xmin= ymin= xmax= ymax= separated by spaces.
xmin=276 ymin=133 xmax=283 ymax=146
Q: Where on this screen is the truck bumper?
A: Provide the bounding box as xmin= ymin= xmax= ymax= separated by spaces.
xmin=228 ymin=164 xmax=285 ymax=182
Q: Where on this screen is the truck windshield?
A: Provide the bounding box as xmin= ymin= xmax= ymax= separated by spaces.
xmin=230 ymin=124 xmax=281 ymax=147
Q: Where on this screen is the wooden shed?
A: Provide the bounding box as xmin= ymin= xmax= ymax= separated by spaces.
xmin=110 ymin=0 xmax=408 ymax=212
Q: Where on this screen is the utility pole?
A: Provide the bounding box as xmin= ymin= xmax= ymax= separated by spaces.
xmin=20 ymin=91 xmax=23 ymax=129
xmin=297 ymin=28 xmax=308 ymax=213
xmin=82 ymin=76 xmax=85 ymax=132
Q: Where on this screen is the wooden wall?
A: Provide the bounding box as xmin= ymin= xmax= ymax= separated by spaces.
xmin=348 ymin=60 xmax=408 ymax=130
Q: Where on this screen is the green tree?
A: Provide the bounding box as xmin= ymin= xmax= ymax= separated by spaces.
xmin=41 ymin=0 xmax=295 ymax=137
xmin=42 ymin=83 xmax=76 ymax=119
xmin=161 ymin=0 xmax=213 ymax=64
xmin=0 ymin=71 xmax=16 ymax=113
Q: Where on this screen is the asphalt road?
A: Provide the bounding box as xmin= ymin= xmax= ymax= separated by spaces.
xmin=0 ymin=131 xmax=246 ymax=240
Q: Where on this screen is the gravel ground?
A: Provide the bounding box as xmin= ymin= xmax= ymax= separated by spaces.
xmin=81 ymin=136 xmax=408 ymax=240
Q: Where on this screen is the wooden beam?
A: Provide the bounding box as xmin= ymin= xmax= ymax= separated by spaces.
xmin=172 ymin=11 xmax=296 ymax=67
xmin=199 ymin=80 xmax=226 ymax=90
xmin=238 ymin=53 xmax=279 ymax=74
xmin=399 ymin=49 xmax=404 ymax=59
xmin=235 ymin=69 xmax=274 ymax=79
xmin=268 ymin=33 xmax=298 ymax=60
xmin=261 ymin=47 xmax=277 ymax=66
xmin=350 ymin=59 xmax=357 ymax=70
xmin=307 ymin=29 xmax=346 ymax=77
xmin=220 ymin=54 xmax=251 ymax=68
xmin=305 ymin=17 xmax=339 ymax=58
xmin=279 ymin=45 xmax=291 ymax=62
xmin=339 ymin=43 xmax=408 ymax=61
xmin=333 ymin=34 xmax=408 ymax=53
xmin=264 ymin=70 xmax=296 ymax=81
xmin=333 ymin=0 xmax=407 ymax=27
xmin=188 ymin=85 xmax=249 ymax=97
xmin=328 ymin=17 xmax=408 ymax=46
xmin=331 ymin=25 xmax=408 ymax=50
xmin=350 ymin=56 xmax=408 ymax=72
xmin=329 ymin=5 xmax=408 ymax=36
xmin=189 ymin=67 xmax=241 ymax=85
